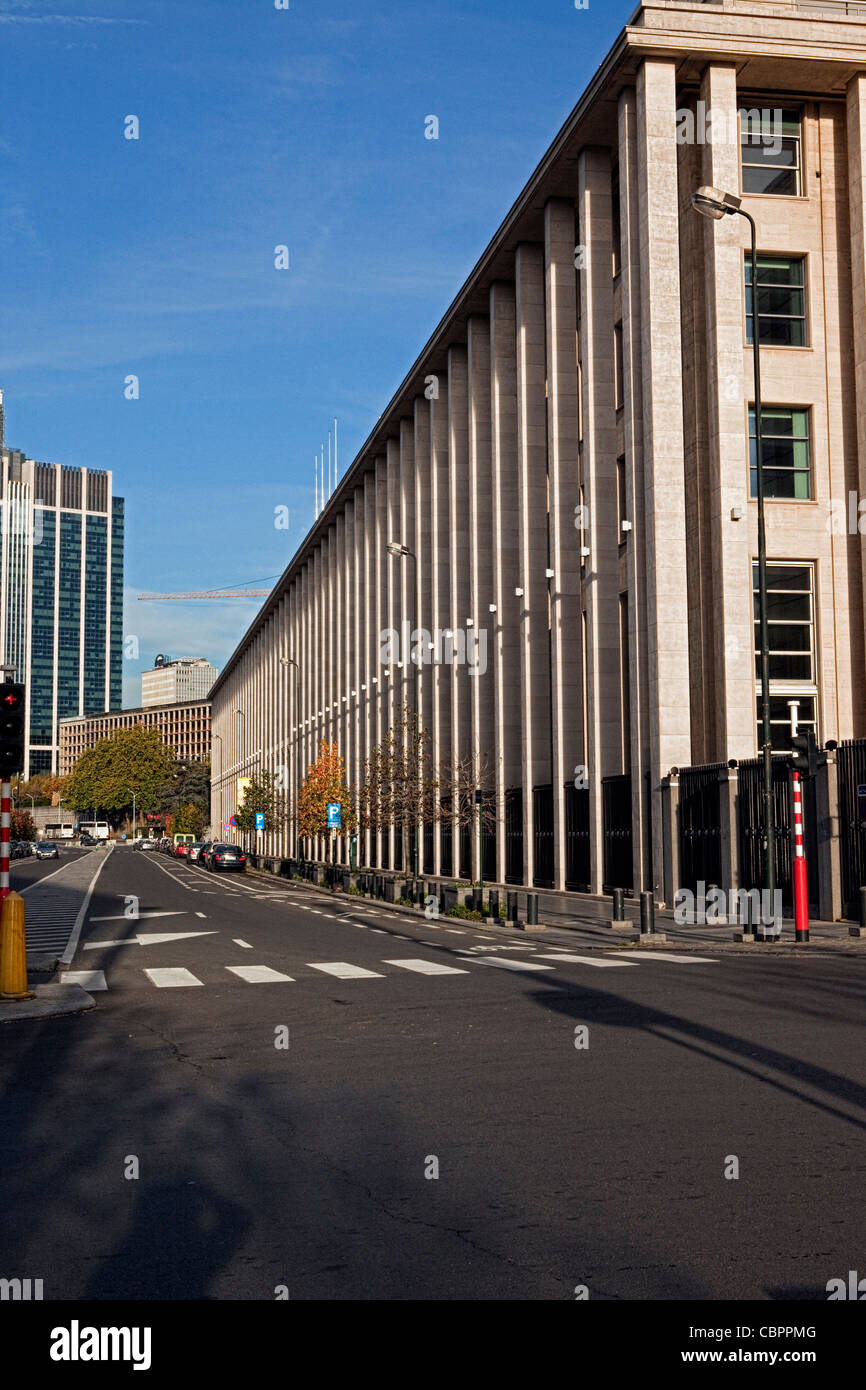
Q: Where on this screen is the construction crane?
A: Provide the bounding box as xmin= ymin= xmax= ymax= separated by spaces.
xmin=138 ymin=576 xmax=278 ymax=602
xmin=138 ymin=590 xmax=272 ymax=600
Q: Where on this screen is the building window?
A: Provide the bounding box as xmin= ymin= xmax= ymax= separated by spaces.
xmin=740 ymin=107 xmax=802 ymax=196
xmin=614 ymin=324 xmax=624 ymax=410
xmin=616 ymin=456 xmax=627 ymax=535
xmin=745 ymin=255 xmax=806 ymax=346
xmin=753 ymin=562 xmax=817 ymax=752
xmin=748 ymin=405 xmax=811 ymax=500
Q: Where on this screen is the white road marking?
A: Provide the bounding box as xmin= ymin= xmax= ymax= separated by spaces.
xmin=383 ymin=958 xmax=469 ymax=975
xmin=90 ymin=910 xmax=187 ymax=923
xmin=150 ymin=858 xmax=199 ymax=892
xmin=63 ymin=969 xmax=107 ymax=991
xmin=539 ymin=953 xmax=637 ymax=968
xmin=307 ymin=962 xmax=384 ymax=979
xmin=144 ymin=968 xmax=204 ymax=988
xmin=136 ymin=931 xmax=218 ymax=946
xmin=617 ymin=951 xmax=719 ymax=964
xmin=84 ymin=939 xmax=136 ymax=950
xmin=476 ymin=958 xmax=554 ymax=972
xmin=369 ymin=928 xmax=387 ymax=934
xmin=59 ymin=848 xmax=115 ymax=966
xmin=444 ymin=929 xmax=467 ymax=935
xmin=233 ymin=938 xmax=253 ymax=948
xmin=225 ymin=965 xmax=294 ymax=983
xmin=195 ymin=912 xmax=207 ymax=919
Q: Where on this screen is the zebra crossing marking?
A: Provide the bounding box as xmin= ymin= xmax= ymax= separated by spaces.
xmin=308 ymin=962 xmax=384 ymax=979
xmin=225 ymin=965 xmax=294 ymax=984
xmin=616 ymin=951 xmax=718 ymax=964
xmin=539 ymin=953 xmax=638 ymax=968
xmin=144 ymin=967 xmax=204 ymax=988
xmin=63 ymin=970 xmax=108 ymax=991
xmin=382 ymin=958 xmax=469 ymax=976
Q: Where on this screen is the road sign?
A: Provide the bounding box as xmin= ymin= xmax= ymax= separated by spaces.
xmin=255 ymin=812 xmax=266 ymax=831
xmin=229 ymin=815 xmax=238 ymax=827
xmin=327 ymin=802 xmax=341 ymax=829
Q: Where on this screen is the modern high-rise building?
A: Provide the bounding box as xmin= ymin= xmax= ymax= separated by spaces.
xmin=141 ymin=655 xmax=218 ymax=708
xmin=210 ymin=0 xmax=866 ymax=908
xmin=0 ymin=391 xmax=124 ymax=776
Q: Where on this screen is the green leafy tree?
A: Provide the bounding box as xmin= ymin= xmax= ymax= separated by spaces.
xmin=155 ymin=761 xmax=210 ymax=818
xmin=66 ymin=726 xmax=175 ymax=822
xmin=172 ymin=801 xmax=207 ymax=838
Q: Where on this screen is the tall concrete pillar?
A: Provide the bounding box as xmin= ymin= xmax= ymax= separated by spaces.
xmin=619 ymin=87 xmax=652 ymax=892
xmin=363 ymin=472 xmax=378 ymax=866
xmin=490 ymin=282 xmax=521 ymax=884
xmin=468 ymin=314 xmax=494 ymax=884
xmin=399 ymin=416 xmax=418 ymax=870
xmin=448 ymin=344 xmax=470 ymax=876
xmin=545 ymin=197 xmax=583 ymax=891
xmin=578 ymin=147 xmax=622 ymax=893
xmin=515 ymin=242 xmax=550 ymax=887
xmin=430 ymin=377 xmax=451 ymax=871
xmin=847 ymin=73 xmax=866 ymax=700
xmin=637 ymin=57 xmax=693 ymax=895
xmin=374 ymin=456 xmax=389 ymax=868
xmin=414 ymin=397 xmax=433 ymax=866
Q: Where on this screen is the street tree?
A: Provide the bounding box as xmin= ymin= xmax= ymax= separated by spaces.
xmin=11 ymin=810 xmax=36 ymax=841
xmin=359 ymin=705 xmax=439 ymax=861
xmin=298 ymin=741 xmax=355 ymax=859
xmin=235 ymin=770 xmax=289 ymax=844
xmin=65 ymin=726 xmax=175 ymax=821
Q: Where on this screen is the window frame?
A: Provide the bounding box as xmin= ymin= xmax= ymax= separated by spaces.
xmin=739 ymin=104 xmax=805 ymax=200
xmin=747 ymin=403 xmax=813 ymax=502
xmin=744 ymin=252 xmax=809 ymax=350
xmin=752 ymin=561 xmax=819 ymax=753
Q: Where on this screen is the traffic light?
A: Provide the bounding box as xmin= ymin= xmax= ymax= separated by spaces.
xmin=789 ymin=729 xmax=818 ymax=779
xmin=0 ymin=682 xmax=25 ymax=775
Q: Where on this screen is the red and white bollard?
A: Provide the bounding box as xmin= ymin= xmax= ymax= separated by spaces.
xmin=792 ymin=770 xmax=809 ymax=944
xmin=1 ymin=779 xmax=10 ymax=901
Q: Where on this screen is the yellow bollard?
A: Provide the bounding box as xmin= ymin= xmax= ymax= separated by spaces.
xmin=0 ymin=891 xmax=35 ymax=1000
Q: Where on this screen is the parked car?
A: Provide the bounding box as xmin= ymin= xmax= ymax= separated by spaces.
xmin=80 ymin=833 xmax=97 ymax=847
xmin=35 ymin=841 xmax=59 ymax=860
xmin=204 ymin=843 xmax=246 ymax=873
xmin=139 ymin=838 xmax=158 ymax=852
xmin=187 ymin=842 xmax=206 ymax=863
xmin=196 ymin=841 xmax=213 ymax=867
xmin=173 ymin=841 xmax=192 ymax=859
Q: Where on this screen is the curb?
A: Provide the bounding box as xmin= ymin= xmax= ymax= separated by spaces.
xmin=0 ymin=982 xmax=96 ymax=1025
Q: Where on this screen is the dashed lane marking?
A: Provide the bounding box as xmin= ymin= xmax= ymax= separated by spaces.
xmin=233 ymin=939 xmax=253 ymax=949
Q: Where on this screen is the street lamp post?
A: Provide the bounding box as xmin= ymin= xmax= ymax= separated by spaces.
xmin=212 ymin=732 xmax=223 ymax=838
xmin=279 ymin=656 xmax=302 ymax=861
xmin=387 ymin=541 xmax=421 ymax=882
xmin=692 ymin=186 xmax=776 ymax=938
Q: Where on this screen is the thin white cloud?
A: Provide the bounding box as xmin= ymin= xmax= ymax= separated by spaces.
xmin=0 ymin=13 xmax=144 ymax=24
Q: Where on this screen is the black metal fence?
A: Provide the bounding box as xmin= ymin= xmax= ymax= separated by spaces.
xmin=737 ymin=755 xmax=819 ymax=911
xmin=678 ymin=763 xmax=725 ymax=893
xmin=837 ymin=738 xmax=866 ymax=916
xmin=565 ymin=783 xmax=591 ymax=890
xmin=505 ymin=787 xmax=523 ymax=883
xmin=602 ymin=774 xmax=633 ymax=891
xmin=533 ymin=785 xmax=554 ymax=888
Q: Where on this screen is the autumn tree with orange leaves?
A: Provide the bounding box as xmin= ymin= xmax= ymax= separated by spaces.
xmin=298 ymin=741 xmax=356 ymax=858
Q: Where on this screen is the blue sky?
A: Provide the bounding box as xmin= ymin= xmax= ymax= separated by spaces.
xmin=0 ymin=0 xmax=627 ymax=706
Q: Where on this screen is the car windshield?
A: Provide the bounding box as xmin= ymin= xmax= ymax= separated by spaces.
xmin=41 ymin=842 xmax=57 ymax=849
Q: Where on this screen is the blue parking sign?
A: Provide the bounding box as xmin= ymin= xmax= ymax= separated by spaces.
xmin=255 ymin=812 xmax=266 ymax=831
xmin=327 ymin=802 xmax=341 ymax=829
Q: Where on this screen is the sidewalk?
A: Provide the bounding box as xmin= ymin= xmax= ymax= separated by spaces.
xmin=21 ymin=846 xmax=114 ymax=969
xmin=246 ymin=866 xmax=865 ymax=955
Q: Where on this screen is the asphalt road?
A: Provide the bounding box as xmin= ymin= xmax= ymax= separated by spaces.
xmin=10 ymin=844 xmax=92 ymax=891
xmin=1 ymin=845 xmax=863 ymax=1301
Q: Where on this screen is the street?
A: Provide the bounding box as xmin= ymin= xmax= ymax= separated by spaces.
xmin=1 ymin=847 xmax=862 ymax=1301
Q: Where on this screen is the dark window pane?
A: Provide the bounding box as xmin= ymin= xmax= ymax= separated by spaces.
xmin=765 ymin=623 xmax=812 ymax=651
xmin=753 ymin=564 xmax=812 ymax=591
xmin=754 ymin=591 xmax=811 ymax=621
xmin=741 ymin=165 xmax=799 ymax=196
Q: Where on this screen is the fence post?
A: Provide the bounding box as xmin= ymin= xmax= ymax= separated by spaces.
xmin=661 ymin=772 xmax=679 ymax=908
xmin=718 ymin=765 xmax=739 ymax=893
xmin=816 ymin=748 xmax=842 ymax=923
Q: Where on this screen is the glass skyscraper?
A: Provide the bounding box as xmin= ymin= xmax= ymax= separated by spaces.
xmin=0 ymin=392 xmax=124 ymax=776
